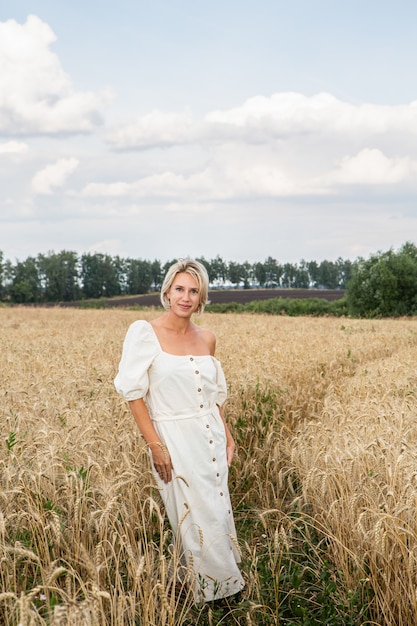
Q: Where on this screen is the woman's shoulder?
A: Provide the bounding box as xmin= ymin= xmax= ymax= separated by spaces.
xmin=195 ymin=325 xmax=217 ymax=355
xmin=128 ymin=319 xmax=152 ymax=333
xmin=126 ymin=319 xmax=157 ymax=344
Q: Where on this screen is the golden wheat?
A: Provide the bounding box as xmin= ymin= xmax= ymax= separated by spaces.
xmin=1 ymin=307 xmax=417 ymax=624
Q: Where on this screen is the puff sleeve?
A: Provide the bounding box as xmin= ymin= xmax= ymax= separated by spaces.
xmin=214 ymin=358 xmax=228 ymax=407
xmin=114 ymin=320 xmax=159 ymax=401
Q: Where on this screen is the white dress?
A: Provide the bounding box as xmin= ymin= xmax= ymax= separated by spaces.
xmin=114 ymin=320 xmax=245 ymax=602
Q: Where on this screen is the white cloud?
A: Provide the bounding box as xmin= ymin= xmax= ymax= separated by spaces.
xmin=82 ymin=155 xmax=318 ymax=202
xmin=31 ymin=157 xmax=79 ymax=195
xmin=107 ymin=109 xmax=197 ymax=149
xmin=87 ymin=239 xmax=123 ymax=255
xmin=106 ymin=92 xmax=417 ymax=151
xmin=206 ymin=93 xmax=417 ymax=137
xmin=98 ymin=94 xmax=417 ymax=209
xmin=82 ymin=181 xmax=132 ymax=197
xmin=82 ymin=170 xmax=213 ymax=200
xmin=327 ymin=148 xmax=417 ymax=185
xmin=0 ymin=15 xmax=110 ymax=135
xmin=0 ymin=141 xmax=29 ymax=155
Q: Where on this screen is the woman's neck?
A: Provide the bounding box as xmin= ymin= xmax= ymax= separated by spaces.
xmin=160 ymin=311 xmax=193 ymax=334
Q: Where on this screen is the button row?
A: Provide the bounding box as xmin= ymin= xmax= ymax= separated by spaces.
xmin=206 ymin=425 xmax=222 ymax=494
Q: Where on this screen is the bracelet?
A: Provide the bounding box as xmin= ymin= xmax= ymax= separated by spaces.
xmin=147 ymin=441 xmax=168 ymax=458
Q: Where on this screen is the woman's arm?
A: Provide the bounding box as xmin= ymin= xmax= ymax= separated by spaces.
xmin=128 ymin=398 xmax=173 ymax=483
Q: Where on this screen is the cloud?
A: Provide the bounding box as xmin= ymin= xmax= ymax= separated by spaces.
xmin=97 ymin=94 xmax=417 ymax=209
xmin=87 ymin=239 xmax=123 ymax=255
xmin=82 ymin=154 xmax=320 ymax=203
xmin=31 ymin=157 xmax=79 ymax=195
xmin=327 ymin=148 xmax=417 ymax=185
xmin=106 ymin=109 xmax=197 ymax=149
xmin=0 ymin=15 xmax=110 ymax=135
xmin=82 ymin=170 xmax=213 ymax=200
xmin=0 ymin=141 xmax=29 ymax=155
xmin=106 ymin=92 xmax=417 ymax=150
xmin=82 ymin=143 xmax=417 ymax=209
xmin=206 ymin=93 xmax=417 ymax=136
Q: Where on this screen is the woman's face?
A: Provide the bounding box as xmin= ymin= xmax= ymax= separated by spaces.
xmin=167 ymin=272 xmax=200 ymax=316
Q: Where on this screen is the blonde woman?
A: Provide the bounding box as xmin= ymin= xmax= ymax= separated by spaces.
xmin=114 ymin=258 xmax=244 ymax=603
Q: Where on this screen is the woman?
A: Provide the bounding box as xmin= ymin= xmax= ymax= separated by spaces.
xmin=114 ymin=258 xmax=245 ymax=603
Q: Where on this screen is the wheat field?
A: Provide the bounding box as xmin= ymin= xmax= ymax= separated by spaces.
xmin=1 ymin=307 xmax=417 ymax=625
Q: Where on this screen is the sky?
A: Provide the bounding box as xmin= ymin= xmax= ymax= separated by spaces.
xmin=1 ymin=0 xmax=417 ymax=265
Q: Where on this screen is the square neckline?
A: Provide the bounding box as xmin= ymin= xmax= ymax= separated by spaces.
xmin=146 ymin=320 xmax=214 ymax=359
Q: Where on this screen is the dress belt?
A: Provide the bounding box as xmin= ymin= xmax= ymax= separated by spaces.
xmin=151 ymin=405 xmax=219 ymax=422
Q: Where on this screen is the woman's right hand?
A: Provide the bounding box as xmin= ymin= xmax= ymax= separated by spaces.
xmin=148 ymin=442 xmax=173 ymax=483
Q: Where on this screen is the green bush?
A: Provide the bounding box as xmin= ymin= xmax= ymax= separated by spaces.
xmin=346 ymin=242 xmax=417 ymax=317
xmin=208 ymin=297 xmax=347 ymax=317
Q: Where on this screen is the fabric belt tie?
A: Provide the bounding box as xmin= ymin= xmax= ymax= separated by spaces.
xmin=151 ymin=405 xmax=218 ymax=422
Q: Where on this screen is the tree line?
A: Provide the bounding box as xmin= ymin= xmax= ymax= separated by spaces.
xmin=0 ymin=251 xmax=352 ymax=304
xmin=2 ymin=243 xmax=417 ymax=318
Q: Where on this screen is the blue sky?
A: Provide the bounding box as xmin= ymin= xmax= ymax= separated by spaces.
xmin=1 ymin=1 xmax=417 ymax=264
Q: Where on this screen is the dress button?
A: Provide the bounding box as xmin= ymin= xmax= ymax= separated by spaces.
xmin=200 ymin=404 xmax=204 ymax=408
xmin=212 ymin=458 xmax=216 ymax=462
xmin=190 ymin=357 xmax=194 ymax=361
xmin=206 ymin=424 xmax=210 ymax=428
xmin=195 ymin=370 xmax=199 ymax=375
xmin=209 ymin=440 xmax=213 ymax=444
xmin=220 ymin=492 xmax=224 ymax=496
xmin=197 ymin=387 xmax=201 ymax=392
xmin=216 ymin=473 xmax=220 ymax=477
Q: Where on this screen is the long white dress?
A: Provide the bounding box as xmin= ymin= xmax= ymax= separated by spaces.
xmin=114 ymin=320 xmax=245 ymax=602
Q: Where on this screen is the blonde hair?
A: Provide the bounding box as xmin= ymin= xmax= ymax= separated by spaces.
xmin=160 ymin=258 xmax=209 ymax=315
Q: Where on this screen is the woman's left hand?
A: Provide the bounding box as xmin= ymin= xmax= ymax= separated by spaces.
xmin=226 ymin=437 xmax=236 ymax=467
xmin=217 ymin=404 xmax=236 ymax=467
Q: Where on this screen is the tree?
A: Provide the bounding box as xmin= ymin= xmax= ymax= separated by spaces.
xmin=307 ymin=260 xmax=320 ymax=288
xmin=80 ymin=253 xmax=120 ymax=299
xmin=346 ymin=243 xmax=417 ymax=317
xmin=110 ymin=256 xmax=127 ymax=294
xmin=228 ymin=262 xmax=245 ymax=287
xmin=1 ymin=259 xmax=14 ymax=300
xmin=281 ymin=262 xmax=297 ymax=288
xmin=151 ymin=260 xmax=163 ymax=291
xmin=317 ymin=260 xmax=339 ymax=289
xmin=335 ymin=257 xmax=352 ymax=289
xmin=294 ymin=260 xmax=310 ymax=288
xmin=210 ymin=255 xmax=228 ymax=286
xmin=253 ymin=262 xmax=267 ymax=287
xmin=263 ymin=257 xmax=282 ymax=287
xmin=10 ymin=257 xmax=41 ymax=303
xmin=125 ymin=258 xmax=153 ymax=294
xmin=37 ymin=251 xmax=80 ymax=302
